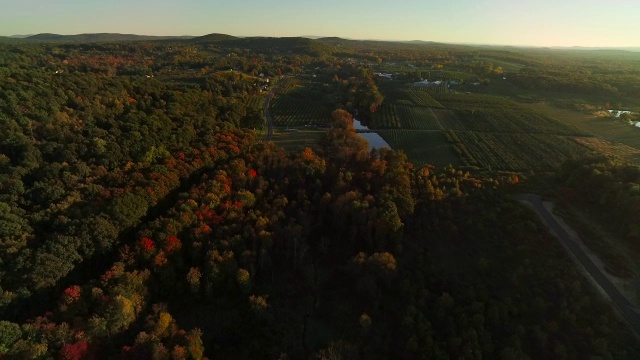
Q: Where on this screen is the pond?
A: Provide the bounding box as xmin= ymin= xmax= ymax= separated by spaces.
xmin=353 ymin=119 xmax=391 ymax=150
xmin=353 ymin=118 xmax=370 ymax=131
xmin=359 ymin=132 xmax=391 ymax=151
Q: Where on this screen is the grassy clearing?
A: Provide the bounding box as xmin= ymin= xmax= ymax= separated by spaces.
xmin=271 ymin=129 xmax=325 ymax=153
xmin=378 ymin=130 xmax=460 ymax=168
xmin=521 ymin=102 xmax=640 ymax=149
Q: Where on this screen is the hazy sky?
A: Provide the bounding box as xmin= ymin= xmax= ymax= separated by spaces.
xmin=1 ymin=0 xmax=638 ymax=47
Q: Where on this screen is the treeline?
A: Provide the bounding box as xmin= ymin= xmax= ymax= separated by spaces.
xmin=558 ymin=157 xmax=640 ymax=249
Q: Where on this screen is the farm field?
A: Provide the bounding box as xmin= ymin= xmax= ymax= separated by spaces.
xmin=379 ymin=83 xmax=444 ymax=108
xmin=447 ymin=131 xmax=590 ymax=171
xmin=378 ymin=130 xmax=460 ymax=168
xmin=272 ymin=77 xmax=638 ymax=171
xmin=572 ymin=137 xmax=640 ymax=164
xmin=270 ymin=79 xmax=332 ymax=127
xmin=375 ymin=82 xmax=600 ymax=171
xmin=271 ymin=129 xmax=325 ymax=152
xmin=433 ymin=92 xmax=522 ymax=110
xmin=373 ymin=104 xmax=441 ymax=130
xmin=245 ymin=95 xmax=265 ymax=110
xmin=521 ymin=102 xmax=640 ymax=149
xmin=442 ymin=108 xmax=587 ymax=135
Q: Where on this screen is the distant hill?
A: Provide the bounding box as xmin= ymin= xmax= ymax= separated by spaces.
xmin=317 ymin=37 xmax=351 ymax=44
xmin=189 ymin=33 xmax=239 ymax=43
xmin=205 ymin=36 xmax=336 ymax=56
xmin=24 ymin=33 xmax=194 ymax=42
xmin=0 ymin=36 xmax=19 ymax=43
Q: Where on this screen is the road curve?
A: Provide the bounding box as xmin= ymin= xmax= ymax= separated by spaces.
xmin=515 ymin=193 xmax=640 ymax=336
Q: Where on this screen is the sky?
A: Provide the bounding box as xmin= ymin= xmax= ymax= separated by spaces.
xmin=1 ymin=0 xmax=639 ymax=47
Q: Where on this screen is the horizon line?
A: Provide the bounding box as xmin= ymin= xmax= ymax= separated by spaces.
xmin=3 ymin=31 xmax=639 ymax=50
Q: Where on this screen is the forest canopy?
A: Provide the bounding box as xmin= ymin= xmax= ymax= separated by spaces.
xmin=0 ymin=37 xmax=639 ymax=359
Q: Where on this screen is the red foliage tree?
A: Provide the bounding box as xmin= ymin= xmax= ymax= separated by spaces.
xmin=140 ymin=237 xmax=155 ymax=252
xmin=60 ymin=341 xmax=89 ymax=360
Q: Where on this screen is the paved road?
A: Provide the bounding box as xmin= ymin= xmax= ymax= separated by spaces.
xmin=262 ymin=78 xmax=288 ymax=141
xmin=263 ymin=90 xmax=274 ymax=141
xmin=516 ymin=194 xmax=640 ymax=336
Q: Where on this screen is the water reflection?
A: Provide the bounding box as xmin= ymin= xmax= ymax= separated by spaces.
xmin=353 ymin=118 xmax=369 ymax=131
xmin=358 ymin=132 xmax=390 ymax=151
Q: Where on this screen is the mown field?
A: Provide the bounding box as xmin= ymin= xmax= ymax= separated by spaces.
xmin=522 ymin=102 xmax=640 ymax=149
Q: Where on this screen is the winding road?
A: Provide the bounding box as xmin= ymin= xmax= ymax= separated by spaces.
xmin=515 ymin=194 xmax=640 ymax=336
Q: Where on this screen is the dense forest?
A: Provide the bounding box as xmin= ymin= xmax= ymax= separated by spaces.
xmin=1 ymin=36 xmax=639 ymax=359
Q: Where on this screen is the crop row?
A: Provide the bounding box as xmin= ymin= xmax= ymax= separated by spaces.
xmin=572 ymin=137 xmax=640 ymax=163
xmin=432 ymin=109 xmax=466 ymax=131
xmin=373 ymin=104 xmax=442 ymax=130
xmin=432 ymin=107 xmax=588 ymax=135
xmin=378 ymin=130 xmax=460 ymax=168
xmin=271 ymin=96 xmax=330 ymax=127
xmin=433 ymin=92 xmax=521 ymax=110
xmin=373 ymin=104 xmax=401 ymax=128
xmin=276 ymin=78 xmax=299 ymax=93
xmin=383 ymin=87 xmax=444 ymax=108
xmin=245 ymin=95 xmax=265 ymax=110
xmin=446 ymin=131 xmax=588 ymax=171
xmin=395 ymin=105 xmax=442 ymax=130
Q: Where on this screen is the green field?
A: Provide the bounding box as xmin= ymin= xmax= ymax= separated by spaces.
xmin=378 ymin=130 xmax=460 ymax=168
